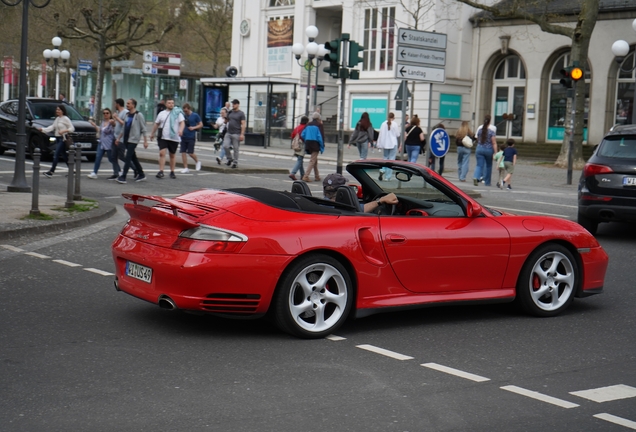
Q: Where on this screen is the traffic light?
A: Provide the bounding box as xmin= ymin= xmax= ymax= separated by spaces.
xmin=348 ymin=41 xmax=365 ymax=68
xmin=323 ymin=38 xmax=341 ymax=78
xmin=570 ymin=66 xmax=583 ymax=83
xmin=559 ymin=67 xmax=573 ymax=88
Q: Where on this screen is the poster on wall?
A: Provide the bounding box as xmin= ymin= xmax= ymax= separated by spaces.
xmin=350 ymin=97 xmax=388 ymax=130
xmin=267 ymin=18 xmax=294 ymax=74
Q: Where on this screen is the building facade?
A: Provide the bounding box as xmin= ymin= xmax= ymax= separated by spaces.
xmin=231 ymin=0 xmax=636 ymax=145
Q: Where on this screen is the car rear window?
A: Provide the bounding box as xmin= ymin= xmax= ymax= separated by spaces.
xmin=598 ymin=136 xmax=636 ymax=159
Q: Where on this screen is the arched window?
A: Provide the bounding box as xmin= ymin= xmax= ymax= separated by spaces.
xmin=492 ymin=55 xmax=525 ymax=138
xmin=615 ymin=51 xmax=635 ymax=125
xmin=547 ymin=53 xmax=591 ymax=141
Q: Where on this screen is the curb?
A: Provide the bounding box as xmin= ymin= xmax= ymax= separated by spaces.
xmin=0 ymin=200 xmax=118 ymax=241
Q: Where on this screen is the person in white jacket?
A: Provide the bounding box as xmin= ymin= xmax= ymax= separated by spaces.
xmin=375 ymin=112 xmax=400 ymax=181
xmin=39 ymin=105 xmax=75 ymax=178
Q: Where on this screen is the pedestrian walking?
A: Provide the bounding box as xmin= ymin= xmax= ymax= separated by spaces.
xmin=289 ymin=116 xmax=308 ymax=180
xmin=494 ymin=143 xmax=505 ymax=188
xmin=87 ymin=108 xmax=119 ymax=180
xmin=116 ymin=98 xmax=148 ymax=184
xmin=214 ymin=108 xmax=229 ymax=164
xmin=301 ymin=112 xmax=325 ymax=182
xmin=404 ymin=114 xmax=425 ymax=163
xmin=223 ymin=99 xmax=246 ymax=169
xmin=40 ymin=104 xmax=74 ymax=178
xmin=501 ymin=138 xmax=518 ymax=189
xmin=150 ymin=97 xmax=184 ymax=179
xmin=473 ymin=115 xmax=498 ymax=186
xmin=455 ymin=121 xmax=474 ymax=182
xmin=376 ymin=112 xmax=400 ymax=181
xmin=348 ymin=112 xmax=374 ymax=160
xmin=180 ymin=103 xmax=203 ymax=173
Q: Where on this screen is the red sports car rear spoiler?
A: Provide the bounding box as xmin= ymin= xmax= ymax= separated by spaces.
xmin=121 ymin=193 xmax=207 ymax=218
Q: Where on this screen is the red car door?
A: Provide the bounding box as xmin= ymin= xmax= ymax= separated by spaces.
xmin=379 ymin=215 xmax=510 ymax=293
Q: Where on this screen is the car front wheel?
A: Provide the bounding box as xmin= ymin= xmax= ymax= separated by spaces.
xmin=274 ymin=254 xmax=353 ymax=338
xmin=516 ymin=244 xmax=578 ymax=317
xmin=577 ymin=212 xmax=598 ymax=235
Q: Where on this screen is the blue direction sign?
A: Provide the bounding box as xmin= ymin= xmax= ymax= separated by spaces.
xmin=429 ymin=128 xmax=450 ymax=158
xmin=78 ymin=63 xmax=92 ymax=71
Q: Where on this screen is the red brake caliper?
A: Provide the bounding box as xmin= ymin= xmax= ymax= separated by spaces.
xmin=532 ymin=273 xmax=541 ymax=291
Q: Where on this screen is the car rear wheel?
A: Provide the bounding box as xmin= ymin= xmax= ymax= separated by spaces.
xmin=577 ymin=212 xmax=598 ymax=235
xmin=516 ymin=244 xmax=578 ymax=317
xmin=274 ymin=254 xmax=353 ymax=338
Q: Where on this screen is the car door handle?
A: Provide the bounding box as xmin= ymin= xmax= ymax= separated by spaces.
xmin=386 ymin=234 xmax=406 ymax=243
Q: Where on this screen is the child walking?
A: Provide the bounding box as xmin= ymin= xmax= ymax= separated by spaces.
xmin=494 ymin=144 xmax=505 ymax=188
xmin=502 ymin=138 xmax=518 ymax=190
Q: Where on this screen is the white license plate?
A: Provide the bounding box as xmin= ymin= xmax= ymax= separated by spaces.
xmin=623 ymin=177 xmax=636 ymax=186
xmin=77 ymin=142 xmax=92 ymax=148
xmin=126 ymin=261 xmax=152 ymax=283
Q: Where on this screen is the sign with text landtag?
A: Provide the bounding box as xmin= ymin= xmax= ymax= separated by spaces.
xmin=395 ymin=63 xmax=445 ymax=83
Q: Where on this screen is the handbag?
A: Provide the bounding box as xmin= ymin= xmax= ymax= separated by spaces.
xmin=63 ymin=133 xmax=74 ymax=150
xmin=462 ymin=135 xmax=474 ymax=148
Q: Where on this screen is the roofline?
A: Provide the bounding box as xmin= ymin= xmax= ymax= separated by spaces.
xmin=200 ymin=77 xmax=300 ymax=85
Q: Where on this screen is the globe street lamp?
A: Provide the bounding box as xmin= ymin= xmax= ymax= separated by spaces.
xmin=611 ymin=18 xmax=636 ymax=125
xmin=43 ymin=37 xmax=70 ymax=100
xmin=292 ymin=26 xmax=328 ymax=116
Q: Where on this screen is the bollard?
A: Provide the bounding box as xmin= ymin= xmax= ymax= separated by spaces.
xmin=65 ymin=145 xmax=75 ymax=208
xmin=30 ymin=148 xmax=41 ymax=216
xmin=74 ymin=145 xmax=82 ymax=200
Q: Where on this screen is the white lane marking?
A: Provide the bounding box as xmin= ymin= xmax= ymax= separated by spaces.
xmin=84 ymin=268 xmax=115 ymax=276
xmin=422 ymin=363 xmax=490 ymax=382
xmin=52 ymin=259 xmax=82 ymax=267
xmin=1 ymin=245 xmax=24 ymax=252
xmin=24 ymin=252 xmax=51 ymax=259
xmin=571 ymin=385 xmax=636 ymax=403
xmin=593 ymin=413 xmax=636 ymax=430
xmin=357 ymin=344 xmax=414 ymax=360
xmin=491 ymin=206 xmax=570 ymax=218
xmin=501 ymin=385 xmax=579 ymax=408
xmin=326 ymin=335 xmax=346 ymax=341
xmin=515 ymin=199 xmax=578 ymax=209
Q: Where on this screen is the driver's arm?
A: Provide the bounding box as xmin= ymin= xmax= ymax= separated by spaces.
xmin=364 ymin=193 xmax=398 ymax=213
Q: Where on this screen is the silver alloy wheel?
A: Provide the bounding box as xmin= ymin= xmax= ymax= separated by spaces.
xmin=288 ymin=262 xmax=348 ymax=333
xmin=527 ymin=250 xmax=575 ymax=312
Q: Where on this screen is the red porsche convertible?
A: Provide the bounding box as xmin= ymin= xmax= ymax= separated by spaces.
xmin=112 ymin=160 xmax=608 ymax=338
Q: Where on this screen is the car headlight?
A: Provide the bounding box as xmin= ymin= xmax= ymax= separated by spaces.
xmin=49 ymin=137 xmax=56 ymax=142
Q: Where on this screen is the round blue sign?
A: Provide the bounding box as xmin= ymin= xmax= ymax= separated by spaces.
xmin=429 ymin=128 xmax=450 ymax=158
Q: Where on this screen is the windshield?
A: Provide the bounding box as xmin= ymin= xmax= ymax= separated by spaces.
xmin=598 ymin=136 xmax=636 ymax=159
xmin=361 ymin=166 xmax=455 ymax=202
xmin=29 ymin=102 xmax=85 ymax=121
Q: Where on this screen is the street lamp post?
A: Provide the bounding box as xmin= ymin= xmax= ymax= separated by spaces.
xmin=611 ymin=18 xmax=636 ymax=126
xmin=4 ymin=0 xmax=52 ymax=193
xmin=292 ymin=26 xmax=329 ymax=117
xmin=43 ymin=37 xmax=70 ymax=100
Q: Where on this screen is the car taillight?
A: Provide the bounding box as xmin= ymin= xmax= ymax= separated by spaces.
xmin=583 ymin=163 xmax=613 ymax=177
xmin=172 ymin=225 xmax=247 ymax=253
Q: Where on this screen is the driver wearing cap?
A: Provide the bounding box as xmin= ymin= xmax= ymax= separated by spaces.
xmin=323 ymin=173 xmax=398 ymax=213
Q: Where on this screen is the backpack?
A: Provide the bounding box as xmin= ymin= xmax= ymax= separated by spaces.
xmin=291 ymin=133 xmax=302 ymax=151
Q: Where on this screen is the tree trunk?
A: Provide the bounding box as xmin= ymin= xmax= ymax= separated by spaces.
xmin=94 ymin=37 xmax=106 ymax=124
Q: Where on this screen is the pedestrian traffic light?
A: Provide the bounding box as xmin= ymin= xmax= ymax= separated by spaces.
xmin=559 ymin=67 xmax=573 ymax=88
xmin=348 ymin=40 xmax=365 ymax=68
xmin=323 ymin=38 xmax=341 ymax=78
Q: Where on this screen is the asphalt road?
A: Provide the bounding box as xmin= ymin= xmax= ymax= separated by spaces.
xmin=1 ymin=155 xmax=635 ymax=431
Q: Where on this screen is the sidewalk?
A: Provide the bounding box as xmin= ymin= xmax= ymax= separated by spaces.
xmin=1 ymin=139 xmax=575 ymax=241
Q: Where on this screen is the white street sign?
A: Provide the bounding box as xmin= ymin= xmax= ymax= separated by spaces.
xmin=122 ymin=67 xmax=143 ymax=75
xmin=143 ymin=63 xmax=181 ymax=76
xmin=397 ymin=46 xmax=446 ymax=67
xmin=395 ymin=63 xmax=445 ymax=83
xmin=111 ymin=60 xmax=135 ymax=67
xmin=79 ymin=70 xmax=87 ymax=76
xmin=112 ymin=73 xmax=124 ymax=81
xmin=143 ymin=51 xmax=182 ymax=65
xmin=398 ymin=29 xmax=447 ymax=50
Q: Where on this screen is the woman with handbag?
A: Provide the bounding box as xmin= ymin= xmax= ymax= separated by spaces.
xmin=473 ymin=115 xmax=498 ymax=186
xmin=289 ymin=116 xmax=308 ymax=180
xmin=404 ymin=115 xmax=425 ymax=163
xmin=348 ymin=112 xmax=374 ymax=160
xmin=39 ymin=104 xmax=74 ymax=178
xmin=87 ymin=108 xmax=119 ymax=180
xmin=454 ymin=121 xmax=474 ymax=182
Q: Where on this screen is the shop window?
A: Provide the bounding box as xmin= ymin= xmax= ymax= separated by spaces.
xmin=615 ymin=51 xmax=635 ymax=125
xmin=269 ymin=0 xmax=294 ymax=6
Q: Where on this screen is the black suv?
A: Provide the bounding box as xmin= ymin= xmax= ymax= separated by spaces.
xmin=578 ymin=124 xmax=636 ymax=234
xmin=0 ymin=98 xmax=97 ymax=161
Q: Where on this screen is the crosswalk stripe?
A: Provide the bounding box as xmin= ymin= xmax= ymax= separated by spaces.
xmin=593 ymin=413 xmax=636 ymax=430
xmin=422 ymin=362 xmax=490 ymax=382
xmin=357 ymin=344 xmax=413 ymax=360
xmin=501 ymin=385 xmax=579 ymax=408
xmin=84 ymin=268 xmax=114 ymax=276
xmin=52 ymin=259 xmax=82 ymax=267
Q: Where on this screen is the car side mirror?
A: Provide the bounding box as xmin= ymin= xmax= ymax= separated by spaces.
xmin=466 ymin=201 xmax=482 ymax=218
